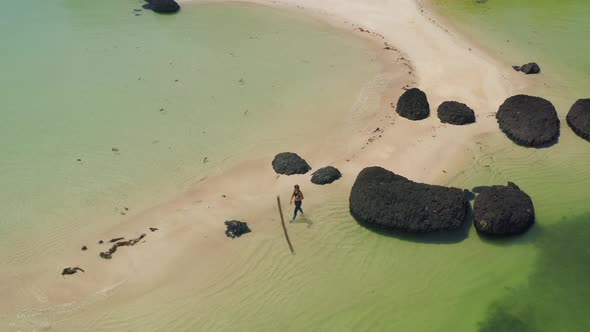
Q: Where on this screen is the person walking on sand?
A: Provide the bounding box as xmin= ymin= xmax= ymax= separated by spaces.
xmin=290 ymin=184 xmax=304 ymax=221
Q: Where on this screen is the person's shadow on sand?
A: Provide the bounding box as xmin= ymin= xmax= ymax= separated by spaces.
xmin=292 ymin=217 xmax=313 ymax=228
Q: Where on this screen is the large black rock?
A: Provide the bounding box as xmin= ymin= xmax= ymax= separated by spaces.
xmin=512 ymin=62 xmax=541 ymax=74
xmin=311 ymin=166 xmax=342 ymax=185
xmin=566 ymin=99 xmax=590 ymax=142
xmin=143 ymin=0 xmax=180 ymax=13
xmin=272 ymin=152 xmax=311 ymax=175
xmin=437 ymin=101 xmax=476 ymax=125
xmin=224 ymin=220 xmax=251 ymax=239
xmin=395 ymin=88 xmax=430 ymax=120
xmin=473 ymin=182 xmax=535 ymax=236
xmin=496 ymin=95 xmax=560 ymax=147
xmin=349 ymin=167 xmax=469 ymax=233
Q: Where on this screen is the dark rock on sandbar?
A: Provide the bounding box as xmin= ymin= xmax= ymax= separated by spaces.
xmin=272 ymin=152 xmax=311 ymax=175
xmin=566 ymin=99 xmax=590 ymax=142
xmin=512 ymin=62 xmax=540 ymax=74
xmin=224 ymin=220 xmax=251 ymax=239
xmin=143 ymin=0 xmax=180 ymax=13
xmin=496 ymin=95 xmax=560 ymax=147
xmin=349 ymin=167 xmax=469 ymax=233
xmin=149 ymin=227 xmax=158 ymax=232
xmin=110 ymin=237 xmax=124 ymax=243
xmin=437 ymin=101 xmax=476 ymax=125
xmin=395 ymin=88 xmax=430 ymax=120
xmin=98 ymin=240 xmax=104 ymax=244
xmin=100 ymin=234 xmax=146 ymax=259
xmin=311 ymin=166 xmax=342 ymax=185
xmin=62 ymin=267 xmax=84 ymax=276
xmin=81 ymin=245 xmax=87 ymax=251
xmin=473 ymin=182 xmax=535 ymax=236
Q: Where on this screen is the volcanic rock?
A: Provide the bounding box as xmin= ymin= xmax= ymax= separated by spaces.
xmin=143 ymin=0 xmax=180 ymax=13
xmin=311 ymin=166 xmax=342 ymax=185
xmin=473 ymin=182 xmax=535 ymax=236
xmin=437 ymin=101 xmax=476 ymax=125
xmin=349 ymin=167 xmax=469 ymax=233
xmin=512 ymin=62 xmax=541 ymax=74
xmin=395 ymin=88 xmax=430 ymax=120
xmin=496 ymin=95 xmax=560 ymax=147
xmin=272 ymin=152 xmax=311 ymax=175
xmin=62 ymin=267 xmax=84 ymax=276
xmin=224 ymin=220 xmax=251 ymax=239
xmin=566 ymin=99 xmax=590 ymax=142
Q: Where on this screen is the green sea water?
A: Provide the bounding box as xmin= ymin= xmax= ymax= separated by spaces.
xmin=3 ymin=0 xmax=590 ymax=331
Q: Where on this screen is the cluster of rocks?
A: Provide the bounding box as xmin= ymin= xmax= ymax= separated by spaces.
xmin=271 ymin=152 xmax=342 ymax=185
xmin=142 ymin=0 xmax=180 ymax=14
xmin=349 ymin=166 xmax=535 ymax=238
xmin=224 ymin=220 xmax=251 ymax=239
xmin=395 ymin=88 xmax=476 ymax=125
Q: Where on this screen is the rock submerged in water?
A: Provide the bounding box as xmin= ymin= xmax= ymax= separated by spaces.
xmin=224 ymin=220 xmax=251 ymax=239
xmin=566 ymin=98 xmax=590 ymax=142
xmin=437 ymin=101 xmax=476 ymax=125
xmin=473 ymin=182 xmax=535 ymax=236
xmin=349 ymin=167 xmax=469 ymax=233
xmin=142 ymin=0 xmax=180 ymax=14
xmin=272 ymin=152 xmax=311 ymax=175
xmin=311 ymin=166 xmax=342 ymax=185
xmin=496 ymin=95 xmax=560 ymax=147
xmin=512 ymin=62 xmax=541 ymax=74
xmin=395 ymin=88 xmax=430 ymax=120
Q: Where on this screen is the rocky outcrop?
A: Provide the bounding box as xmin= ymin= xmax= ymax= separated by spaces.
xmin=496 ymin=95 xmax=560 ymax=147
xmin=311 ymin=166 xmax=342 ymax=185
xmin=395 ymin=88 xmax=430 ymax=120
xmin=272 ymin=152 xmax=311 ymax=175
xmin=473 ymin=182 xmax=535 ymax=236
xmin=512 ymin=62 xmax=541 ymax=74
xmin=349 ymin=167 xmax=469 ymax=233
xmin=142 ymin=0 xmax=180 ymax=14
xmin=566 ymin=99 xmax=590 ymax=142
xmin=437 ymin=101 xmax=476 ymax=125
xmin=99 ymin=233 xmax=146 ymax=259
xmin=224 ymin=220 xmax=251 ymax=239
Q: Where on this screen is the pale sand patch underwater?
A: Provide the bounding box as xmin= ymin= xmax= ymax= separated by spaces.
xmin=1 ymin=0 xmax=558 ymax=331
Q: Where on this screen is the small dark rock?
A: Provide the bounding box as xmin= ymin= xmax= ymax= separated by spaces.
xmin=112 ymin=147 xmax=119 ymax=152
xmin=98 ymin=240 xmax=104 ymax=244
xmin=62 ymin=267 xmax=84 ymax=276
xmin=310 ymin=166 xmax=342 ymax=185
xmin=81 ymin=246 xmax=87 ymax=251
xmin=566 ymin=99 xmax=590 ymax=142
xmin=349 ymin=167 xmax=469 ymax=233
xmin=496 ymin=95 xmax=560 ymax=147
xmin=224 ymin=220 xmax=251 ymax=239
xmin=437 ymin=101 xmax=476 ymax=125
xmin=271 ymin=152 xmax=311 ymax=175
xmin=149 ymin=227 xmax=158 ymax=232
xmin=473 ymin=182 xmax=535 ymax=236
xmin=110 ymin=237 xmax=124 ymax=243
xmin=513 ymin=62 xmax=540 ymax=74
xmin=394 ymin=88 xmax=430 ymax=120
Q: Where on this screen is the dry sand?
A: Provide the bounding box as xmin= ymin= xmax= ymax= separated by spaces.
xmin=2 ymin=0 xmax=536 ymax=322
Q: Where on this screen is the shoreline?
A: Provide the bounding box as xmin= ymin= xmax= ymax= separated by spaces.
xmin=4 ymin=0 xmax=530 ymax=325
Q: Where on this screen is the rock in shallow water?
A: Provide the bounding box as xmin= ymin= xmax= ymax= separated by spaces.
xmin=395 ymin=88 xmax=430 ymax=120
xmin=224 ymin=220 xmax=251 ymax=239
xmin=311 ymin=166 xmax=342 ymax=185
xmin=437 ymin=101 xmax=476 ymax=125
xmin=473 ymin=182 xmax=535 ymax=236
xmin=566 ymin=98 xmax=590 ymax=142
xmin=496 ymin=95 xmax=560 ymax=147
xmin=349 ymin=167 xmax=469 ymax=233
xmin=272 ymin=152 xmax=311 ymax=175
xmin=513 ymin=62 xmax=541 ymax=74
xmin=143 ymin=0 xmax=180 ymax=14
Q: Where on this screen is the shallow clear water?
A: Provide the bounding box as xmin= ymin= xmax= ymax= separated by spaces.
xmin=3 ymin=0 xmax=590 ymax=331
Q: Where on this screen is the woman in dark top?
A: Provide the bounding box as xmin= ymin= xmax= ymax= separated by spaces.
xmin=290 ymin=184 xmax=304 ymax=221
